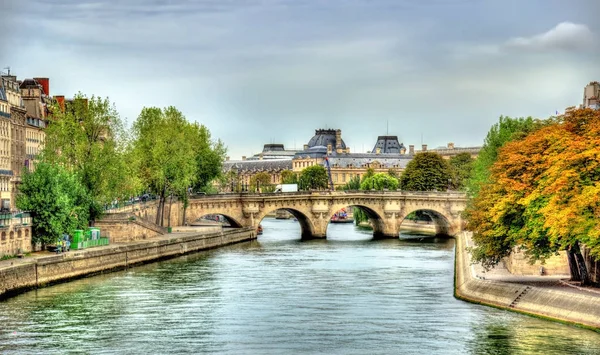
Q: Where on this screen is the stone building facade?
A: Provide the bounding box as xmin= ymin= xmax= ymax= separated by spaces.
xmin=583 ymin=81 xmax=599 ymax=110
xmin=224 ymin=129 xmax=481 ymax=191
xmin=20 ymin=77 xmax=49 ymax=172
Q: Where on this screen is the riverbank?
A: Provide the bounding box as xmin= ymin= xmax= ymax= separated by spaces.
xmin=0 ymin=227 xmax=255 ymax=300
xmin=454 ymin=231 xmax=600 ymax=331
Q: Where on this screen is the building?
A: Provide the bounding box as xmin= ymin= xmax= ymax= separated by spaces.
xmin=243 ymin=143 xmax=299 ymax=161
xmin=422 ymin=142 xmax=481 ymax=160
xmin=222 ymin=128 xmax=481 ymax=191
xmin=292 ymin=130 xmax=413 ymax=187
xmin=0 ymin=78 xmax=13 ymax=210
xmin=20 ymin=77 xmax=49 ymax=172
xmin=583 ymin=81 xmax=599 ymax=110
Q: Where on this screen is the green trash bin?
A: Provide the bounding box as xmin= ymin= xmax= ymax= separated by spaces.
xmin=167 ymin=227 xmax=172 ymax=233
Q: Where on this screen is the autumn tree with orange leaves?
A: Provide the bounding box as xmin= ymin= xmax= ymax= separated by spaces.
xmin=466 ymin=108 xmax=600 ymax=285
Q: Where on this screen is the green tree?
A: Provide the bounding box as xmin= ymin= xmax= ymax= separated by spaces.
xmin=131 ymin=107 xmax=200 ymax=226
xmin=249 ymin=172 xmax=274 ymax=193
xmin=16 ymin=163 xmax=91 ymax=247
xmin=43 ymin=94 xmax=135 ymax=222
xmin=340 ymin=175 xmax=361 ymax=190
xmin=360 ymin=173 xmax=399 ymax=190
xmin=281 ymin=170 xmax=298 ymax=184
xmin=298 ymin=165 xmax=329 ymax=190
xmin=191 ymin=124 xmax=226 ymax=192
xmin=399 ymin=152 xmax=451 ymax=191
xmin=448 ymin=153 xmax=474 ymax=190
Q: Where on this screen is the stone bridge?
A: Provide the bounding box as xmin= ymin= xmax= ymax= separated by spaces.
xmin=186 ymin=191 xmax=468 ymax=239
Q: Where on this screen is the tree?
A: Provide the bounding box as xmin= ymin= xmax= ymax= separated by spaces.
xmin=467 ymin=115 xmax=542 ymax=197
xmin=466 ymin=108 xmax=600 ymax=285
xmin=281 ymin=170 xmax=298 ymax=184
xmin=360 ymin=173 xmax=399 ymax=190
xmin=298 ymin=165 xmax=329 ymax=190
xmin=131 ymin=107 xmax=200 ymax=226
xmin=16 ymin=163 xmax=91 ymax=247
xmin=399 ymin=152 xmax=451 ymax=191
xmin=340 ymin=175 xmax=361 ymax=191
xmin=249 ymin=172 xmax=274 ymax=193
xmin=448 ymin=153 xmax=474 ymax=190
xmin=191 ymin=124 xmax=226 ymax=192
xmin=43 ymin=93 xmax=136 ymax=222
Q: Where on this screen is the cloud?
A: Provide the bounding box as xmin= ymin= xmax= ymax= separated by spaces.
xmin=506 ymin=22 xmax=596 ymax=51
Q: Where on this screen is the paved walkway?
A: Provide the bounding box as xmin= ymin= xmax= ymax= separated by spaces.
xmin=0 ymin=228 xmax=222 ymax=271
xmin=466 ymin=236 xmax=600 ymax=297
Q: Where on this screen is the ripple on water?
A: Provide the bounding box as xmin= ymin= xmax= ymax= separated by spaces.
xmin=0 ymin=219 xmax=599 ymax=354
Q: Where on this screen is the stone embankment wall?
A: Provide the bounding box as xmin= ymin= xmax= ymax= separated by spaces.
xmin=95 ymin=213 xmax=167 ymax=243
xmin=0 ymin=228 xmax=255 ymax=299
xmin=455 ymin=232 xmax=600 ymax=330
xmin=504 ymin=249 xmax=570 ymax=276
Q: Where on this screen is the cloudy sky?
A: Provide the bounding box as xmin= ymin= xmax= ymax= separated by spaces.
xmin=1 ymin=0 xmax=598 ymax=159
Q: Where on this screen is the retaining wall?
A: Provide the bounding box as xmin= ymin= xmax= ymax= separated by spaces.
xmin=0 ymin=228 xmax=255 ymax=299
xmin=455 ymin=232 xmax=600 ymax=330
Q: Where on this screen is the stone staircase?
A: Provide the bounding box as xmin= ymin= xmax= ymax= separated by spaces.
xmin=509 ymin=286 xmax=532 ymax=308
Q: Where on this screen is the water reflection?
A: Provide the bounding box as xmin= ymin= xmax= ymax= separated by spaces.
xmin=0 ymin=218 xmax=599 ymax=354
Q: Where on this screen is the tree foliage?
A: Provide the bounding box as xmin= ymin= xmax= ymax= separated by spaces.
xmin=399 ymin=152 xmax=451 ymax=191
xmin=249 ymin=172 xmax=274 ymax=193
xmin=467 ymin=115 xmax=542 ymax=196
xmin=131 ymin=107 xmax=220 ymax=225
xmin=192 ymin=125 xmax=226 ymax=192
xmin=339 ymin=175 xmax=361 ymax=191
xmin=16 ymin=163 xmax=91 ymax=246
xmin=281 ymin=170 xmax=298 ymax=184
xmin=360 ymin=173 xmax=399 ymax=190
xmin=43 ymin=94 xmax=136 ymax=221
xmin=298 ymin=165 xmax=329 ymax=190
xmin=466 ymin=108 xmax=600 ymax=284
xmin=448 ymin=153 xmax=474 ymax=190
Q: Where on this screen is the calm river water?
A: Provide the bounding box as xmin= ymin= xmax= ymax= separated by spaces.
xmin=1 ymin=219 xmax=600 ymax=354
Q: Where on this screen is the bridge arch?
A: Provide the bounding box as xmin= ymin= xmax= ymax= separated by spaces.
xmin=255 ymin=207 xmax=317 ymax=239
xmin=192 ymin=213 xmax=244 ymax=228
xmin=326 ymin=203 xmax=387 ymax=238
xmin=400 ymin=207 xmax=457 ymax=237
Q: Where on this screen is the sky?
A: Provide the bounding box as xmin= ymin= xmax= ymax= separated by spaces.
xmin=1 ymin=0 xmax=599 ymax=159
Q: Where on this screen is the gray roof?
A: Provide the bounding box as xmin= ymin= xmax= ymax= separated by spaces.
xmin=328 ymin=153 xmax=412 ymax=169
xmin=371 ymin=136 xmax=405 ymax=154
xmin=307 ymin=129 xmax=346 ymax=149
xmin=223 ymin=159 xmax=292 ymax=172
xmin=427 ymin=147 xmax=481 ymax=155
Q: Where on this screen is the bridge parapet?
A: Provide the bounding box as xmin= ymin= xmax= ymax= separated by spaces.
xmin=184 ymin=191 xmax=468 ymax=239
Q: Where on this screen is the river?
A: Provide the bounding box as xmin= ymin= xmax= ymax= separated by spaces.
xmin=1 ymin=218 xmax=599 ymax=354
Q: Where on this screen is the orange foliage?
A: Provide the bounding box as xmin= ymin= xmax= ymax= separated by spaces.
xmin=467 ymin=108 xmax=600 ymax=265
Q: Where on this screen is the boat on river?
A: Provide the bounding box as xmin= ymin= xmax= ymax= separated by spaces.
xmin=330 ymin=209 xmax=353 ymax=224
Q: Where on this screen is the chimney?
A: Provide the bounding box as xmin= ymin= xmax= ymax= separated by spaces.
xmin=55 ymin=95 xmax=65 ymax=112
xmin=242 ymin=156 xmax=246 ymax=161
xmin=376 ymin=147 xmax=381 ymax=154
xmin=422 ymin=144 xmax=427 ymax=152
xmin=335 ymin=129 xmax=342 ymax=153
xmin=409 ymin=145 xmax=414 ymax=155
xmin=259 ymin=153 xmax=264 ymax=160
xmin=327 ymin=144 xmax=332 ymax=154
xmin=226 ymin=156 xmax=230 ymax=161
xmin=345 ymin=147 xmax=350 ymax=153
xmin=34 ymin=78 xmax=49 ymax=96
xmin=400 ymin=147 xmax=406 ymax=155
xmin=303 ymin=144 xmax=309 ymax=150
xmin=447 ymin=142 xmax=454 ymax=149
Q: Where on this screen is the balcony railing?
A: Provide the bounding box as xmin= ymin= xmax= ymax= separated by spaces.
xmin=0 ymin=212 xmax=31 ymax=227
